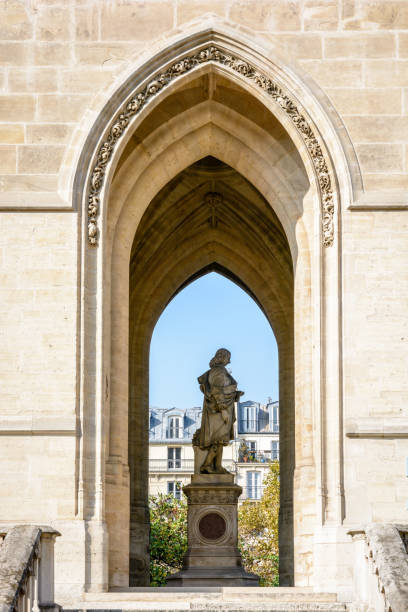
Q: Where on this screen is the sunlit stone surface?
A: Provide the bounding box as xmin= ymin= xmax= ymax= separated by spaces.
xmin=0 ymin=1 xmax=407 ymax=607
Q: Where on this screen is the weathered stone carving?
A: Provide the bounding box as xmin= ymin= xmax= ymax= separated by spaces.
xmin=87 ymin=46 xmax=335 ymax=247
xmin=168 ymin=474 xmax=259 ymax=586
xmin=205 ymin=192 xmax=222 ymax=229
xmin=195 ymin=348 xmax=243 ymax=474
xmin=187 ymin=487 xmax=240 ymax=506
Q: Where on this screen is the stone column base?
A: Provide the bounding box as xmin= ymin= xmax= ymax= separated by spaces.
xmin=167 ymin=473 xmax=259 ymax=587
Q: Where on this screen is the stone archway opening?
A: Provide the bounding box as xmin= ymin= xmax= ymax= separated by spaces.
xmin=126 ymin=153 xmax=302 ymax=586
xmin=69 ymin=23 xmax=354 ymax=595
xmin=94 ymin=39 xmax=348 ymax=590
xmin=147 ymin=268 xmax=281 ymax=581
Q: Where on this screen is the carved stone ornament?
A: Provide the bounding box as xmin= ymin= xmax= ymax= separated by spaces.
xmin=87 ymin=46 xmax=335 ymax=247
xmin=199 ymin=512 xmax=226 ymax=540
xmin=204 ymin=192 xmax=222 ymax=229
xmin=189 ymin=504 xmax=235 ymax=547
xmin=187 ymin=487 xmax=240 ymax=505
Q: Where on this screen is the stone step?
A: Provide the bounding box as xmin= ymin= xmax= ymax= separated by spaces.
xmin=64 ymin=587 xmax=348 ymax=611
xmin=63 ymin=603 xmax=347 ymax=612
xmin=64 ymin=605 xmax=347 ymax=612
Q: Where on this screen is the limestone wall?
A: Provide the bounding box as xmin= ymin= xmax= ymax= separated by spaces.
xmin=343 ymin=211 xmax=408 ymax=525
xmin=1 ymin=2 xmax=407 ymax=195
xmin=0 ymin=0 xmax=407 ymax=600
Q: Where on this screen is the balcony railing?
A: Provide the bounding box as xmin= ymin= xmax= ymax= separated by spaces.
xmin=165 ymin=428 xmax=183 ymax=439
xmin=149 ymin=459 xmax=236 ymax=473
xmin=149 ymin=459 xmax=194 ymax=472
xmin=239 ymin=486 xmax=265 ymax=501
xmin=149 ymin=454 xmax=279 ymax=471
xmin=238 ymin=451 xmax=279 ymax=463
xmin=149 ymin=430 xmax=187 ymax=441
xmin=238 ymin=420 xmax=279 ymax=433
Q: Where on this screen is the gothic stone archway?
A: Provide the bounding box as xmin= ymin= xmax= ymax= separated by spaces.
xmin=128 ymin=154 xmax=300 ymax=585
xmin=73 ymin=28 xmax=348 ymax=592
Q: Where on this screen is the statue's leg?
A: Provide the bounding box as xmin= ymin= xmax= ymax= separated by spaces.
xmin=200 ymin=444 xmax=218 ymax=473
xmin=215 ymin=443 xmax=231 ymax=474
xmin=215 ymin=444 xmax=223 ymax=470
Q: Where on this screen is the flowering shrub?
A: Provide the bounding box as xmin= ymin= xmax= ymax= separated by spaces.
xmin=238 ymin=461 xmax=280 ymax=585
xmin=148 ymin=462 xmax=280 ymax=586
xmin=149 ymin=493 xmax=187 ymax=586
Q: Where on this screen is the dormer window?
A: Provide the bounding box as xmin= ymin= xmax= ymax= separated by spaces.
xmin=241 ymin=403 xmax=257 ymax=432
xmin=272 ymin=404 xmax=279 ymax=433
xmin=168 ymin=416 xmax=182 ymax=439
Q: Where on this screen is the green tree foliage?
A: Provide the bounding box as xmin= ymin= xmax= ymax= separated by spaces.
xmin=148 ymin=462 xmax=280 ymax=586
xmin=149 ymin=492 xmax=187 ymax=585
xmin=238 ymin=461 xmax=280 ymax=586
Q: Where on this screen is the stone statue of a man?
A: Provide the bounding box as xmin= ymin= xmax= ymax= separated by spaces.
xmin=196 ymin=348 xmax=244 ymax=474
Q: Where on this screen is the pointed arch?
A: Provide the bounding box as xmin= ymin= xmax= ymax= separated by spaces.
xmin=69 ymin=25 xmax=361 ymax=251
xmin=125 ymin=156 xmax=295 ymax=585
xmin=74 ymin=25 xmax=350 ymax=593
xmin=82 ymin=43 xmax=338 ymax=248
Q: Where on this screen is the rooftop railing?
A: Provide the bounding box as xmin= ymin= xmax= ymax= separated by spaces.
xmin=149 ymin=430 xmax=191 ymax=441
xmin=149 ymin=424 xmax=279 ymax=439
xmin=238 ymin=420 xmax=279 ymax=433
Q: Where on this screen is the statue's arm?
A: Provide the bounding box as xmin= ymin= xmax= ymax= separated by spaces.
xmin=208 ymin=367 xmax=242 ymax=410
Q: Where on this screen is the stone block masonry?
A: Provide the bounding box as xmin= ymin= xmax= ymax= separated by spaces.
xmin=0 ymin=0 xmax=407 ymax=605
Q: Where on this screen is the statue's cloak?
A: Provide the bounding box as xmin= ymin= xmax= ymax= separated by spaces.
xmin=197 ymin=365 xmax=237 ymax=449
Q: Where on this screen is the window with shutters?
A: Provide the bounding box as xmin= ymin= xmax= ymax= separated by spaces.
xmin=168 ymin=416 xmax=182 ymax=439
xmin=271 ymin=440 xmax=279 ymax=460
xmin=167 ymin=446 xmax=181 ymax=469
xmin=272 ymin=404 xmax=279 ymax=433
xmin=247 ymin=440 xmax=257 ymax=460
xmin=247 ymin=470 xmax=261 ymax=499
xmin=167 ymin=481 xmax=182 ymax=500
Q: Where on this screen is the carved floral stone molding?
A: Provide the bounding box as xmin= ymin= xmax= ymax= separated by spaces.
xmin=87 ymin=46 xmax=335 ymax=247
xmin=205 ymin=191 xmax=222 ymax=229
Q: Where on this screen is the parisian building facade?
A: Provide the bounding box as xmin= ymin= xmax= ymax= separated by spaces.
xmin=149 ymin=399 xmax=280 ymax=502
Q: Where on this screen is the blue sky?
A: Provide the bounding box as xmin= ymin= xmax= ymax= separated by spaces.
xmin=149 ymin=272 xmax=279 ymax=409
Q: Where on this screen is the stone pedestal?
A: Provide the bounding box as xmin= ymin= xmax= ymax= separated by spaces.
xmin=167 ymin=474 xmax=259 ymax=586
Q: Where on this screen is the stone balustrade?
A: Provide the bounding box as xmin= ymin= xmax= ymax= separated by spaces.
xmin=349 ymin=524 xmax=408 ymax=612
xmin=0 ymin=526 xmax=60 ymax=612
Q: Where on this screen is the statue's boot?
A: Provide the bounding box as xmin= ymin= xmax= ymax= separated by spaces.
xmin=217 ymin=466 xmax=231 ymax=474
xmin=200 ymin=465 xmax=217 ymax=474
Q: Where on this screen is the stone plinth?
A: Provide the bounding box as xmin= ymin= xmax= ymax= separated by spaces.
xmin=167 ymin=474 xmax=259 ymax=587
